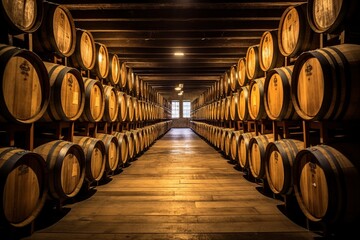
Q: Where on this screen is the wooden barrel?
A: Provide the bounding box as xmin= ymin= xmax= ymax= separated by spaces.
xmin=291 ymin=44 xmax=360 ymax=120
xmin=126 ymin=95 xmax=135 ymax=122
xmin=307 ymin=0 xmax=360 ymax=34
xmin=264 ymin=65 xmax=299 ymax=121
xmin=229 ymin=65 xmax=238 ymax=92
xmin=278 ymin=2 xmax=319 ymax=58
xmin=246 ymin=45 xmax=264 ymax=81
xmin=72 ymin=136 xmax=106 ymax=184
xmin=96 ymin=133 xmax=119 ymax=174
xmin=259 ymin=29 xmax=284 ymax=72
xmin=79 ymin=78 xmax=105 ymax=122
xmin=102 ymin=85 xmax=118 ymax=122
xmin=238 ymin=86 xmax=250 ymax=121
xmin=134 ymin=128 xmax=144 ymax=153
xmin=0 ymin=147 xmax=47 ymax=228
xmin=0 ymin=0 xmax=43 ymax=34
xmin=125 ymin=131 xmax=135 ymax=160
xmin=265 ymin=139 xmax=304 ymax=195
xmin=138 ymin=100 xmax=144 ymax=122
xmin=230 ymin=130 xmax=243 ymax=162
xmin=127 ymin=67 xmax=135 ymax=93
xmin=230 ymin=92 xmax=239 ymax=121
xmin=141 ymin=128 xmax=149 ymax=150
xmin=248 ymin=77 xmax=267 ymax=120
xmin=237 ymin=57 xmax=248 ymax=87
xmin=106 ymin=53 xmax=120 ymax=86
xmin=117 ymin=91 xmax=127 ymax=122
xmin=33 ymin=1 xmax=76 ymax=57
xmin=70 ymin=28 xmax=96 ymax=71
xmin=134 ymin=75 xmax=141 ymax=98
xmin=132 ymin=97 xmax=139 ymax=122
xmin=40 ymin=62 xmax=85 ymax=121
xmin=238 ymin=132 xmax=256 ymax=169
xmin=131 ymin=129 xmax=141 ymax=156
xmin=33 ymin=140 xmax=85 ymax=200
xmin=224 ymin=129 xmax=233 ymax=157
xmin=293 ymin=144 xmax=360 ymax=224
xmin=139 ymin=78 xmax=145 ymax=99
xmin=0 ymin=44 xmax=50 ymax=123
xmin=220 ymin=98 xmax=226 ymax=121
xmin=91 ymin=42 xmax=109 ymax=80
xmin=119 ymin=62 xmax=127 ymax=89
xmin=223 ymin=70 xmax=231 ymax=96
xmin=248 ymin=133 xmax=275 ymax=179
xmin=113 ymin=131 xmax=129 ymax=167
xmin=224 ymin=96 xmax=231 ymax=121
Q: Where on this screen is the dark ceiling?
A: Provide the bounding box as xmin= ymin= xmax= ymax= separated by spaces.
xmin=50 ymin=0 xmax=306 ymax=100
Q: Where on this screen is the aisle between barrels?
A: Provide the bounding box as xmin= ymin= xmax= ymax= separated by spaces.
xmin=20 ymin=128 xmax=322 ymax=240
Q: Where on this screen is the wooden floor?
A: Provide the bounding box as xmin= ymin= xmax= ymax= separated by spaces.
xmin=13 ymin=128 xmax=326 ymax=239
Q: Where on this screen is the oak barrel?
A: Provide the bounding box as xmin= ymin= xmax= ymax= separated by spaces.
xmin=91 ymin=42 xmax=109 ymax=80
xmin=0 ymin=44 xmax=50 ymax=123
xmin=113 ymin=131 xmax=129 ymax=167
xmin=237 ymin=57 xmax=248 ymax=87
xmin=0 ymin=0 xmax=43 ymax=34
xmin=125 ymin=131 xmax=135 ymax=160
xmin=264 ymin=65 xmax=299 ymax=121
xmin=70 ymin=28 xmax=96 ymax=71
xmin=117 ymin=91 xmax=128 ymax=122
xmin=230 ymin=130 xmax=243 ymax=162
xmin=229 ymin=65 xmax=238 ymax=92
xmin=127 ymin=67 xmax=135 ymax=93
xmin=102 ymin=85 xmax=119 ymax=122
xmin=246 ymin=45 xmax=264 ymax=81
xmin=96 ymin=133 xmax=119 ymax=174
xmin=33 ymin=140 xmax=85 ymax=200
xmin=119 ymin=62 xmax=127 ymax=88
xmin=125 ymin=95 xmax=135 ymax=122
xmin=238 ymin=132 xmax=256 ymax=169
xmin=80 ymin=78 xmax=105 ymax=122
xmin=259 ymin=29 xmax=284 ymax=72
xmin=237 ymin=85 xmax=250 ymax=121
xmin=106 ymin=53 xmax=120 ymax=86
xmin=248 ymin=133 xmax=275 ymax=179
xmin=72 ymin=136 xmax=106 ymax=184
xmin=224 ymin=96 xmax=231 ymax=121
xmin=278 ymin=2 xmax=319 ymax=58
xmin=223 ymin=70 xmax=231 ymax=97
xmin=293 ymin=144 xmax=360 ymax=224
xmin=265 ymin=139 xmax=304 ymax=195
xmin=40 ymin=62 xmax=85 ymax=121
xmin=307 ymin=0 xmax=360 ymax=34
xmin=223 ymin=129 xmax=233 ymax=157
xmin=248 ymin=77 xmax=267 ymax=120
xmin=0 ymin=147 xmax=47 ymax=228
xmin=291 ymin=44 xmax=360 ymax=120
xmin=33 ymin=1 xmax=76 ymax=57
xmin=229 ymin=92 xmax=239 ymax=121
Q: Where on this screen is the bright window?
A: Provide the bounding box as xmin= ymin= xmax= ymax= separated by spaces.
xmin=171 ymin=100 xmax=180 ymax=118
xmin=183 ymin=101 xmax=191 ymax=118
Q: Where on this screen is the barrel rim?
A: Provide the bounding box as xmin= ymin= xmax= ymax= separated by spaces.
xmin=0 ymin=147 xmax=48 ymax=227
xmin=0 ymin=45 xmax=50 ymax=123
xmin=0 ymin=0 xmax=44 ymax=34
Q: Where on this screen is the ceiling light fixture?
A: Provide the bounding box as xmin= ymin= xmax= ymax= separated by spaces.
xmin=178 ymin=91 xmax=184 ymax=96
xmin=174 ymin=87 xmax=182 ymax=91
xmin=174 ymin=52 xmax=184 ymax=56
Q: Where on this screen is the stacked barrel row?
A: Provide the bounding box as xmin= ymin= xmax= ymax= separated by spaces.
xmin=0 ymin=1 xmax=170 ymax=125
xmin=191 ymin=118 xmax=360 ymax=228
xmin=0 ymin=0 xmax=173 ymax=231
xmin=191 ymin=0 xmax=360 ymax=231
xmin=0 ymin=120 xmax=172 ymax=229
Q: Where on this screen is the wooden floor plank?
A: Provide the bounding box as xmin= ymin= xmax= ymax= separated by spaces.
xmin=13 ymin=128 xmax=324 ymax=240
